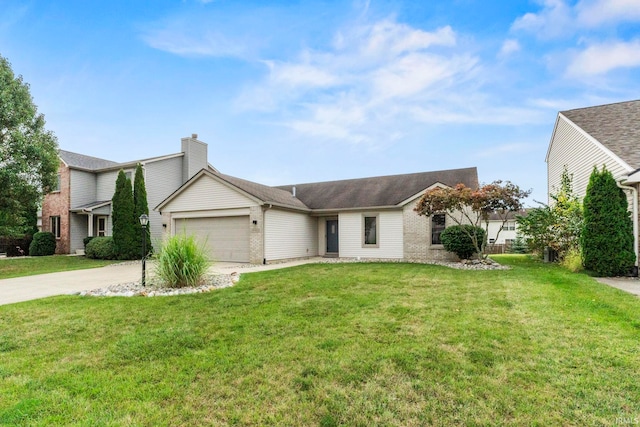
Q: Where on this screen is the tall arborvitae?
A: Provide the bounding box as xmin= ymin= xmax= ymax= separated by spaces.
xmin=581 ymin=166 xmax=635 ymax=276
xmin=133 ymin=163 xmax=152 ymax=256
xmin=112 ymin=170 xmax=138 ymax=260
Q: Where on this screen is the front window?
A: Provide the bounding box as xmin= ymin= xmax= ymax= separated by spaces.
xmin=431 ymin=214 xmax=446 ymax=245
xmin=50 ymin=216 xmax=61 ymax=239
xmin=363 ymin=215 xmax=378 ymax=247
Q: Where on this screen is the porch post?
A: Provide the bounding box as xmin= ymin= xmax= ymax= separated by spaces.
xmin=87 ymin=213 xmax=94 ymax=237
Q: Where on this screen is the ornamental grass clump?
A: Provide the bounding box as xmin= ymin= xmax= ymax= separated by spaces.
xmin=155 ymin=233 xmax=209 ymax=288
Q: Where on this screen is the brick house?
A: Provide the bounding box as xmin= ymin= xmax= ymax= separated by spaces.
xmin=40 ymin=135 xmax=210 ymax=254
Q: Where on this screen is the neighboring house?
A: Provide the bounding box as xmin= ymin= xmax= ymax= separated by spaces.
xmin=41 ymin=135 xmax=210 ymax=254
xmin=485 ymin=210 xmax=528 ymax=245
xmin=546 ymin=99 xmax=640 ymax=266
xmin=156 ymin=166 xmax=479 ymax=264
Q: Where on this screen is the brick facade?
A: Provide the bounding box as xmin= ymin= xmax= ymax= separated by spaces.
xmin=402 ymin=202 xmax=458 ymax=262
xmin=249 ymin=206 xmax=264 ymax=264
xmin=41 ymin=162 xmax=71 ymax=254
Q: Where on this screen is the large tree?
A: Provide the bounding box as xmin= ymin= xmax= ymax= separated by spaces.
xmin=581 ymin=166 xmax=635 ymax=276
xmin=415 ymin=180 xmax=530 ymax=258
xmin=0 ymin=55 xmax=59 ymax=236
xmin=112 ymin=170 xmax=138 ymax=260
xmin=133 ymin=163 xmax=152 ymax=256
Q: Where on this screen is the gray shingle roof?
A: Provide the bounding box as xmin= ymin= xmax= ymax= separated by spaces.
xmin=59 ymin=150 xmax=120 ymax=171
xmin=212 ymin=171 xmax=310 ymax=210
xmin=561 ymin=100 xmax=640 ymax=169
xmin=276 ymin=167 xmax=479 ymax=209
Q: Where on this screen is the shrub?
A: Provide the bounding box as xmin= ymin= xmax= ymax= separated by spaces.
xmin=112 ymin=170 xmax=138 ymax=260
xmin=155 ymin=233 xmax=209 ymax=288
xmin=29 ymin=232 xmax=56 ymax=256
xmin=581 ymin=166 xmax=635 ymax=276
xmin=440 ymin=225 xmax=486 ymax=260
xmin=560 ymin=247 xmax=583 ymax=272
xmin=0 ymin=235 xmax=33 ymax=256
xmin=85 ymin=237 xmax=116 ymax=260
xmin=83 ymin=236 xmax=95 ymax=248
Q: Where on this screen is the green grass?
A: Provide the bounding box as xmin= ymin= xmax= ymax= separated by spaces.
xmin=0 ymin=256 xmax=119 ymax=279
xmin=1 ymin=255 xmax=639 ymax=426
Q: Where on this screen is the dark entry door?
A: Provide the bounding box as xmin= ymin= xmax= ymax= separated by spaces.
xmin=326 ymin=219 xmax=338 ymax=253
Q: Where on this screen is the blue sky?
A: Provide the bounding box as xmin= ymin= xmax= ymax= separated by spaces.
xmin=2 ymin=0 xmax=639 ymax=204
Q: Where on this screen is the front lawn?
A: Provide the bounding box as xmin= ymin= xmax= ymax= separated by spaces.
xmin=1 ymin=256 xmax=639 ymax=425
xmin=0 ymin=256 xmax=119 ymax=279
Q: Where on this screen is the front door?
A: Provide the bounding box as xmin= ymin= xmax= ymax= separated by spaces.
xmin=326 ymin=219 xmax=338 ymax=253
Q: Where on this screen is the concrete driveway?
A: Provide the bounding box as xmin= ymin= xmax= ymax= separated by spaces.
xmin=0 ymin=262 xmax=143 ymax=306
xmin=0 ymin=258 xmax=323 ymax=306
xmin=595 ymin=277 xmax=640 ymax=297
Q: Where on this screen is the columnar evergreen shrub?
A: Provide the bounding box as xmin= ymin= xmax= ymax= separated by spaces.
xmin=581 ymin=166 xmax=635 ymax=276
xmin=29 ymin=232 xmax=56 ymax=256
xmin=133 ymin=163 xmax=152 ymax=257
xmin=155 ymin=233 xmax=209 ymax=288
xmin=85 ymin=237 xmax=116 ymax=259
xmin=440 ymin=225 xmax=486 ymax=260
xmin=112 ymin=170 xmax=138 ymax=260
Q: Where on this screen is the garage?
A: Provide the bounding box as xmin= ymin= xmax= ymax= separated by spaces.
xmin=174 ymin=216 xmax=250 ymax=262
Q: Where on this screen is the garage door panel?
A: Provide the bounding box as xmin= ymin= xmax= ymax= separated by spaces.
xmin=175 ymin=216 xmax=249 ymax=262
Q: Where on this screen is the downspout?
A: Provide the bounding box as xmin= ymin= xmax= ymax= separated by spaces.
xmin=617 ymin=180 xmax=639 ymax=271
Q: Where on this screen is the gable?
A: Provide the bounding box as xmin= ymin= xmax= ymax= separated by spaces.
xmin=160 ymin=173 xmax=260 ymax=212
xmin=547 ymin=114 xmax=633 ymax=199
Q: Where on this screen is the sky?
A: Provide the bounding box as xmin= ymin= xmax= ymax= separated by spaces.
xmin=1 ymin=0 xmax=639 ymax=205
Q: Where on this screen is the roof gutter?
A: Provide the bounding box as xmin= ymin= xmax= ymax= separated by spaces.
xmin=617 ymin=179 xmax=638 ymax=268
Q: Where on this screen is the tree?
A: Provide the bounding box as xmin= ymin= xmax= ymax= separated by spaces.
xmin=112 ymin=170 xmax=138 ymax=260
xmin=581 ymin=166 xmax=635 ymax=276
xmin=517 ymin=167 xmax=582 ymax=260
xmin=133 ymin=163 xmax=152 ymax=256
xmin=0 ymin=54 xmax=59 ymax=236
xmin=415 ymin=180 xmax=530 ymax=258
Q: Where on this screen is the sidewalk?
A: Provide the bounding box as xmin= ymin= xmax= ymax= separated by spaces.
xmin=595 ymin=277 xmax=640 ymax=297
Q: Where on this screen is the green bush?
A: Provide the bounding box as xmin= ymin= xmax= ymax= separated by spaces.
xmin=155 ymin=233 xmax=209 ymax=288
xmin=83 ymin=236 xmax=95 ymax=248
xmin=581 ymin=166 xmax=635 ymax=276
xmin=560 ymin=247 xmax=583 ymax=272
xmin=29 ymin=232 xmax=56 ymax=256
xmin=440 ymin=225 xmax=486 ymax=260
xmin=85 ymin=237 xmax=116 ymax=260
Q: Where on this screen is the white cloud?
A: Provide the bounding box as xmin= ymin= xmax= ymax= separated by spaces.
xmin=566 ymin=39 xmax=640 ymax=76
xmin=511 ymin=0 xmax=574 ymax=38
xmin=576 ymin=0 xmax=640 ymax=26
xmin=142 ymin=25 xmax=252 ymax=58
xmin=499 ymin=39 xmax=521 ymax=57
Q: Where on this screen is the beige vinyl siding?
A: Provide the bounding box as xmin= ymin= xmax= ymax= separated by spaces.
xmin=548 ymin=115 xmax=633 ymax=202
xmin=96 ymin=170 xmax=123 ymax=202
xmin=264 ymin=209 xmax=318 ymax=261
xmin=69 ymin=170 xmax=96 ymax=208
xmin=338 ymin=211 xmax=403 ymax=259
xmin=144 ymin=157 xmax=184 ymax=245
xmin=161 ymin=175 xmax=259 ymax=212
xmin=69 ymin=215 xmax=86 ymax=253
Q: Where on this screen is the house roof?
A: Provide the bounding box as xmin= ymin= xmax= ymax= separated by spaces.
xmin=212 ymin=171 xmax=310 ymax=210
xmin=561 ymin=100 xmax=640 ymax=169
xmin=276 ymin=167 xmax=479 ymax=210
xmin=59 ymin=150 xmax=120 ymax=170
xmin=70 ymin=200 xmax=111 ymax=212
xmin=156 ymin=166 xmax=479 ymax=212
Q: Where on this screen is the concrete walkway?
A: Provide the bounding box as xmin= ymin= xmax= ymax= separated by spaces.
xmin=0 ymin=258 xmax=323 ymax=306
xmin=595 ymin=277 xmax=640 ymax=297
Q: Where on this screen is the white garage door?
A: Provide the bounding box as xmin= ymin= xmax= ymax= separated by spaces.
xmin=175 ymin=216 xmax=250 ymax=262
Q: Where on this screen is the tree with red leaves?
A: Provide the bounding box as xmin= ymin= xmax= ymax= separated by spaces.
xmin=415 ymin=181 xmax=530 ymax=258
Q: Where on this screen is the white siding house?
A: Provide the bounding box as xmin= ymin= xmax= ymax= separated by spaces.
xmin=156 ymin=166 xmax=479 ymax=264
xmin=546 ymin=100 xmax=640 ymax=267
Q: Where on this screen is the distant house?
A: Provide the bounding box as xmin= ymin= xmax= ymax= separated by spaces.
xmin=485 ymin=210 xmax=528 ymax=246
xmin=156 ymin=165 xmax=480 ymax=264
xmin=40 ymin=135 xmax=210 ymax=254
xmin=546 ymin=99 xmax=640 ymax=266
